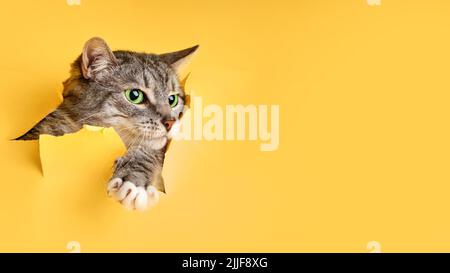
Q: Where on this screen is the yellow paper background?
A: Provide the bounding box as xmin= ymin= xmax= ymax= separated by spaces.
xmin=1 ymin=0 xmax=450 ymax=252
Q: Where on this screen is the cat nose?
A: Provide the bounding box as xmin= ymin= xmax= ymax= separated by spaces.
xmin=163 ymin=118 xmax=175 ymax=131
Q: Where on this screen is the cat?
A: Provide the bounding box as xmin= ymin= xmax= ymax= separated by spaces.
xmin=15 ymin=37 xmax=198 ymax=211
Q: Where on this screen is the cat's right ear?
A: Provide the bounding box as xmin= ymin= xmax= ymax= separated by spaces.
xmin=159 ymin=45 xmax=199 ymax=75
xmin=81 ymin=37 xmax=117 ymax=79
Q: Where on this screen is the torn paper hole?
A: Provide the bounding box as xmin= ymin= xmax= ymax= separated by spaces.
xmin=37 ymin=124 xmax=168 ymax=194
xmin=38 ymin=125 xmax=126 ymax=180
xmin=16 ymin=71 xmax=192 ymax=195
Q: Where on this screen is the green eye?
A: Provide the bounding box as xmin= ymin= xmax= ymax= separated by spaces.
xmin=168 ymin=94 xmax=179 ymax=108
xmin=125 ymin=89 xmax=145 ymax=104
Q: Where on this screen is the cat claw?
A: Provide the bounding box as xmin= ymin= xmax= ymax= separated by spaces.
xmin=107 ymin=178 xmax=123 ymax=196
xmin=107 ymin=178 xmax=160 ymax=211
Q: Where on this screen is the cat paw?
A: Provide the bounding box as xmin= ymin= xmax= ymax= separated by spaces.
xmin=107 ymin=178 xmax=160 ymax=211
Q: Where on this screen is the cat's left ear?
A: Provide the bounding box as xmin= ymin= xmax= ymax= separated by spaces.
xmin=81 ymin=37 xmax=117 ymax=79
xmin=159 ymin=45 xmax=199 ymax=74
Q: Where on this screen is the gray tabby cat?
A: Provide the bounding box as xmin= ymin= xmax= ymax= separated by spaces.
xmin=15 ymin=37 xmax=198 ymax=211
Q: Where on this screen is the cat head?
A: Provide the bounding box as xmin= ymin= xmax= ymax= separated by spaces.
xmin=62 ymin=37 xmax=198 ymax=150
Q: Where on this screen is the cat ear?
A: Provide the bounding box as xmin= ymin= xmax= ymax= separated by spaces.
xmin=159 ymin=45 xmax=199 ymax=74
xmin=81 ymin=37 xmax=117 ymax=79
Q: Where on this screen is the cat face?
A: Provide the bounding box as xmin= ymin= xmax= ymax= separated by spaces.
xmin=90 ymin=50 xmax=187 ymax=150
xmin=62 ymin=38 xmax=197 ymax=150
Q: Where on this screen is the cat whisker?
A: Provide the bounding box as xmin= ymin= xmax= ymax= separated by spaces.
xmin=125 ymin=135 xmax=137 ymax=150
xmin=120 ymin=132 xmax=134 ymax=146
xmin=115 ymin=126 xmax=136 ymax=134
xmin=133 ymin=132 xmax=145 ymax=150
xmin=126 ymin=132 xmax=142 ymax=150
xmin=136 ymin=131 xmax=147 ymax=149
xmin=74 ymin=112 xmax=102 ymax=125
xmin=116 ymin=133 xmax=145 ymax=173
